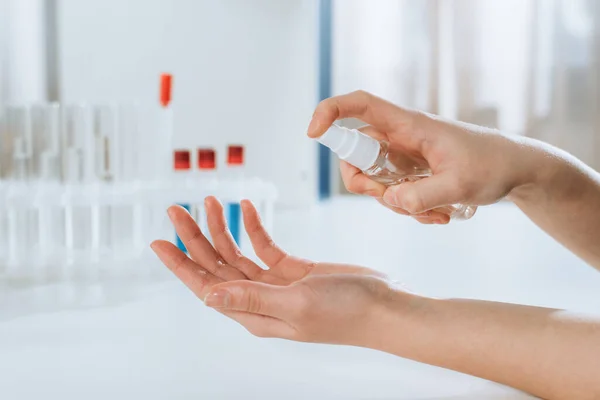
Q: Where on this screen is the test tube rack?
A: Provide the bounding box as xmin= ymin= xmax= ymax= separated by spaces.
xmin=0 ymin=103 xmax=278 ymax=285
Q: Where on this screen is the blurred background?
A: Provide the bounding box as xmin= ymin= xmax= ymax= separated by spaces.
xmin=1 ymin=0 xmax=599 ymax=203
xmin=1 ymin=1 xmax=600 ymax=399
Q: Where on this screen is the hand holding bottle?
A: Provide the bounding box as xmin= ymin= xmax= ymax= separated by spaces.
xmin=307 ymin=91 xmax=534 ymax=224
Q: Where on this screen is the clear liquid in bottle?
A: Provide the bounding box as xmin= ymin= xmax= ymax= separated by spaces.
xmin=363 ymin=141 xmax=476 ymax=220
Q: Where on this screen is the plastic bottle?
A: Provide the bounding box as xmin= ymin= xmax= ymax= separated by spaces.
xmin=317 ymin=124 xmax=476 ymax=220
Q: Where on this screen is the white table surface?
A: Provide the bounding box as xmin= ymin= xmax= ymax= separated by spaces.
xmin=2 ymin=197 xmax=599 ymax=400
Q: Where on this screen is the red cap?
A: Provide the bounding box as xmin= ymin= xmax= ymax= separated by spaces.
xmin=160 ymin=73 xmax=173 ymax=107
xmin=198 ymin=148 xmax=216 ymax=170
xmin=173 ymin=150 xmax=191 ymax=170
xmin=227 ymin=145 xmax=244 ymax=166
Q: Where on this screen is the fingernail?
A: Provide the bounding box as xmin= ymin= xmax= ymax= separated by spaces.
xmin=204 ymin=290 xmax=230 ymax=308
xmin=167 ymin=207 xmax=176 ymax=221
xmin=383 ymin=189 xmax=400 ymax=207
xmin=307 ymin=117 xmax=319 ymax=137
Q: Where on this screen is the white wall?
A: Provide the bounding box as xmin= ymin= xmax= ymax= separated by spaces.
xmin=57 ymin=0 xmax=319 ymax=207
xmin=0 ymin=0 xmax=47 ymax=105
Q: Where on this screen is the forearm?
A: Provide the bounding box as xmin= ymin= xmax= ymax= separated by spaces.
xmin=372 ymin=294 xmax=600 ymax=399
xmin=508 ymin=137 xmax=600 ymax=269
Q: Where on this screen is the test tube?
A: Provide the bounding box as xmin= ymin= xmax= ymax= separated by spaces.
xmin=117 ymin=104 xmax=139 ymax=182
xmin=5 ymin=106 xmax=36 ymax=274
xmin=119 ymin=104 xmax=143 ymax=258
xmin=106 ymin=105 xmax=136 ymax=264
xmin=195 ymin=148 xmax=217 ymax=242
xmin=173 ymin=149 xmax=192 ymax=253
xmin=226 ymin=145 xmax=245 ymax=245
xmin=32 ymin=104 xmax=64 ymax=269
xmin=159 ymin=74 xmax=174 ymax=180
xmin=63 ymin=105 xmax=94 ymax=272
xmin=0 ymin=108 xmax=7 ymax=268
xmin=93 ymin=105 xmax=120 ymax=273
xmin=0 ymin=181 xmax=7 ymax=271
xmin=7 ymin=106 xmax=33 ymax=182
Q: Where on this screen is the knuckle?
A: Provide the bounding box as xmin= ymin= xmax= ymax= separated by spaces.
xmin=232 ymin=250 xmax=244 ymax=263
xmin=352 ymin=89 xmax=370 ymax=100
xmin=243 ymin=289 xmax=262 ymax=314
xmin=216 ymin=223 xmax=230 ymax=237
xmin=183 ymin=229 xmax=202 ymax=246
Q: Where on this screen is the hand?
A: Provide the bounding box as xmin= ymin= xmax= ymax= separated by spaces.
xmin=150 ymin=200 xmax=600 ymax=400
xmin=150 ymin=196 xmax=418 ymax=346
xmin=308 ymin=91 xmax=535 ymax=224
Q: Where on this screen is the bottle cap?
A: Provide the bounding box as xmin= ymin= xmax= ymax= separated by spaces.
xmin=160 ymin=74 xmax=173 ymax=108
xmin=316 ymin=125 xmax=380 ymax=171
xmin=198 ymin=148 xmax=216 ymax=170
xmin=227 ymin=145 xmax=244 ymax=166
xmin=173 ymin=149 xmax=191 ymax=170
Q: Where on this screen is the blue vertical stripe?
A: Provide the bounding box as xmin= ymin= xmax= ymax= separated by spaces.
xmin=175 ymin=203 xmax=190 ymax=252
xmin=318 ymin=0 xmax=333 ymax=200
xmin=228 ymin=203 xmax=241 ymax=245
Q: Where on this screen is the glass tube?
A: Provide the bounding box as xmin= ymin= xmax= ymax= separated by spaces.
xmin=92 ymin=105 xmax=116 ymax=274
xmin=4 ymin=106 xmax=36 ymax=276
xmin=6 ymin=106 xmax=33 ymax=182
xmin=117 ymin=104 xmax=139 ymax=263
xmin=0 ymin=108 xmax=7 ymax=269
xmin=63 ymin=105 xmax=93 ymax=274
xmin=32 ymin=104 xmax=64 ymax=271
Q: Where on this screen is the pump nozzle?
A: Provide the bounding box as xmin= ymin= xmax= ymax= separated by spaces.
xmin=316 ymin=125 xmax=381 ymax=171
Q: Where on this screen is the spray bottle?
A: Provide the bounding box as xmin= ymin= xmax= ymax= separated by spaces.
xmin=317 ymin=124 xmax=476 ymax=220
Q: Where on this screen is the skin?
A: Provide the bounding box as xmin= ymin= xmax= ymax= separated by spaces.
xmin=151 ymin=91 xmax=600 ymax=399
xmin=308 ymin=91 xmax=600 ymax=269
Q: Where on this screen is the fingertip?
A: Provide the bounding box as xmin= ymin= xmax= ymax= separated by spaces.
xmin=205 ymin=196 xmax=224 ymax=212
xmin=413 ymin=216 xmax=435 ymax=225
xmin=204 ymin=289 xmax=231 ymax=308
xmin=306 ymin=117 xmax=322 ymax=138
xmin=204 ymin=196 xmax=215 ymax=207
xmin=242 ymin=200 xmax=260 ymax=221
xmin=150 ymin=240 xmax=160 ymax=252
xmin=166 ymin=206 xmax=176 ymax=220
xmin=240 ymin=199 xmax=255 ymax=212
xmin=308 ymin=99 xmax=338 ymax=138
xmin=150 ymin=240 xmax=179 ymax=259
xmin=382 ymin=187 xmax=400 ymax=207
xmin=167 ymin=204 xmax=189 ymax=220
xmin=435 ymin=214 xmax=451 ymax=224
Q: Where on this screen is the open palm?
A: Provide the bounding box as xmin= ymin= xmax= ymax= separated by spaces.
xmin=151 ymin=196 xmax=395 ymax=342
xmin=152 ymin=196 xmax=386 ymax=296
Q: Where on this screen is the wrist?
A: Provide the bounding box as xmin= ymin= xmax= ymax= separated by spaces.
xmin=506 ymin=136 xmax=561 ymax=204
xmin=362 ymin=288 xmax=438 ymax=355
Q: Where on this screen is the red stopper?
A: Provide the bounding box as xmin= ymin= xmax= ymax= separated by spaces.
xmin=198 ymin=148 xmax=216 ymax=170
xmin=227 ymin=145 xmax=244 ymax=166
xmin=160 ymin=73 xmax=173 ymax=107
xmin=173 ymin=150 xmax=191 ymax=170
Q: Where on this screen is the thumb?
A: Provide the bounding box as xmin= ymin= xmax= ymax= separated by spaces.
xmin=204 ymin=281 xmax=289 ymax=318
xmin=382 ymin=174 xmax=462 ymax=214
